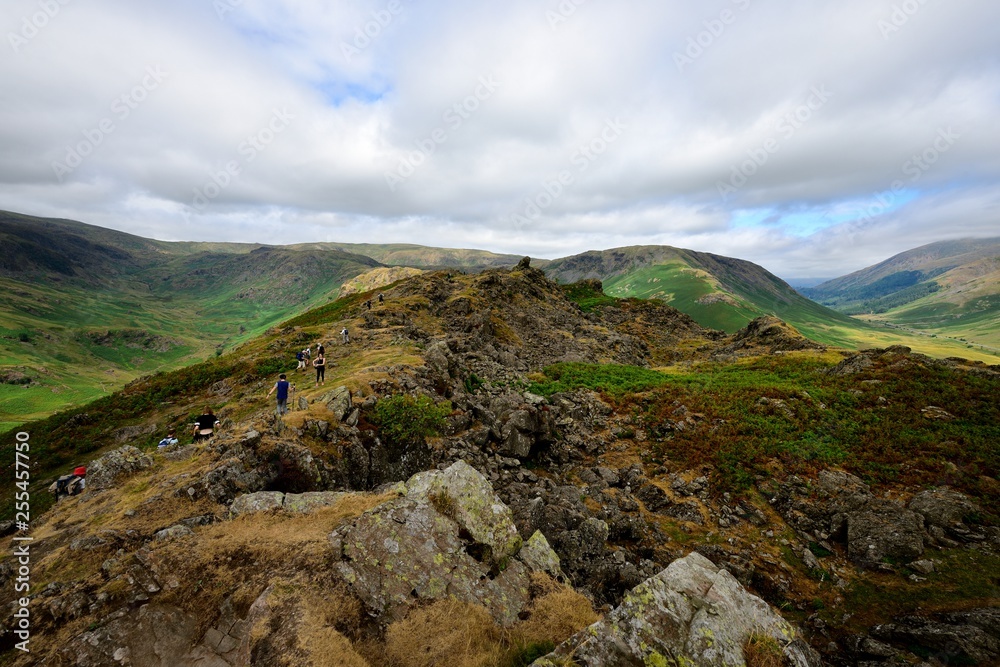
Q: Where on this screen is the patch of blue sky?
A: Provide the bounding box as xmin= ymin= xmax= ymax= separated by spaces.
xmin=730 ymin=208 xmax=775 ymax=229
xmin=313 ymin=79 xmax=392 ymax=106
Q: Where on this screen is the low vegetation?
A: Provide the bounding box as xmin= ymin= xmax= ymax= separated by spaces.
xmin=529 ymin=355 xmax=1000 ymax=514
xmin=372 ymin=394 xmax=452 ymax=447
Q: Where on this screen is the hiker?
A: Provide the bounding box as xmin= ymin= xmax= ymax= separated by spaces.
xmin=313 ymin=352 xmax=326 ymax=387
xmin=296 ymin=349 xmax=306 ymax=372
xmin=158 ymin=430 xmax=178 ymax=448
xmin=341 ymin=328 xmax=350 ymax=344
xmin=377 ymin=292 xmax=384 ymax=304
xmin=192 ymin=407 xmax=220 ymax=441
xmin=317 ymin=342 xmax=325 ymax=356
xmin=49 ymin=466 xmax=86 ymax=500
xmin=268 ymin=373 xmax=292 ymax=415
xmin=365 ymin=299 xmax=372 ymax=311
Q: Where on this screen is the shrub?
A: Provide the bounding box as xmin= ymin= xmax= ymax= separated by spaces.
xmin=372 ymin=394 xmax=451 ymax=447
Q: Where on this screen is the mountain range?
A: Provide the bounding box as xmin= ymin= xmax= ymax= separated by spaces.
xmin=1 ymin=211 xmax=997 ymax=429
xmin=802 ymin=237 xmax=1000 ymax=351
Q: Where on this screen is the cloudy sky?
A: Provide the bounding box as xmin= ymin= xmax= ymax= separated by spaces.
xmin=2 ymin=0 xmax=998 ymax=280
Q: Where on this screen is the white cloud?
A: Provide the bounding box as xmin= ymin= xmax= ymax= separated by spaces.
xmin=1 ymin=0 xmax=998 ymax=278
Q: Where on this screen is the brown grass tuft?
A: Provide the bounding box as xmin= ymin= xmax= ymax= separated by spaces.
xmin=385 ymin=599 xmax=504 ymax=667
xmin=743 ymin=631 xmax=786 ymax=667
xmin=300 ymin=592 xmax=372 ymax=667
xmin=515 ymin=573 xmax=599 ymax=647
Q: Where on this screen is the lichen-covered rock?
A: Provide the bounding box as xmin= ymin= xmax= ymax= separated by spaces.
xmin=229 ymin=491 xmax=285 ymax=517
xmin=282 ymin=491 xmax=347 ymax=513
xmin=530 ymin=552 xmax=821 ymax=667
xmin=332 ymin=497 xmax=532 ymax=626
xmin=324 ymin=386 xmax=352 ymax=422
xmin=517 ymin=530 xmax=566 ymax=582
xmin=331 ymin=462 xmax=562 ymax=626
xmin=405 ymin=460 xmax=522 ymax=566
xmin=87 ymin=445 xmax=154 ymax=491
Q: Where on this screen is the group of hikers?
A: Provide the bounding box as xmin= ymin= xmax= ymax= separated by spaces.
xmin=293 ymin=339 xmax=331 ymax=388
xmin=55 ymin=297 xmax=388 ymax=500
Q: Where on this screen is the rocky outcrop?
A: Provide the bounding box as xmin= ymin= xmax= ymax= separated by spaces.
xmin=531 ymin=552 xmax=821 ymax=667
xmin=769 ymin=470 xmax=930 ymax=570
xmin=871 ymin=608 xmax=1000 ymax=665
xmin=86 ymin=445 xmax=154 ymax=490
xmin=714 ymin=316 xmax=823 ymax=359
xmin=229 ymin=490 xmax=348 ymax=516
xmin=331 ymin=461 xmax=558 ymax=626
xmin=845 ymin=500 xmax=925 ymax=569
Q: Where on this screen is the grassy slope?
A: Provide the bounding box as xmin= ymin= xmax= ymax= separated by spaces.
xmin=806 ymin=238 xmax=1000 ymax=352
xmin=546 ymin=247 xmax=999 ymax=363
xmin=0 ymin=213 xmax=380 ymax=428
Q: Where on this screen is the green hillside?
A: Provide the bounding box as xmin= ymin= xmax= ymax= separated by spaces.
xmin=806 ymin=238 xmax=1000 ymax=352
xmin=544 ymin=245 xmax=1000 ymax=362
xmin=0 ymin=212 xmax=380 ymax=429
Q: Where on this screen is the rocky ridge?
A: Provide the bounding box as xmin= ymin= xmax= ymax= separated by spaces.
xmin=2 ymin=261 xmax=998 ymax=666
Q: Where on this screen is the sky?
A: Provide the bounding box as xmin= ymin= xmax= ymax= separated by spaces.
xmin=1 ymin=0 xmax=999 ymax=281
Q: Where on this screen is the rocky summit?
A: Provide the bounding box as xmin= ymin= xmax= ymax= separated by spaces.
xmin=1 ymin=262 xmax=998 ymax=666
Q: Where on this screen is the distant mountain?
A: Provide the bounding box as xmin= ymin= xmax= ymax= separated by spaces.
xmin=542 ymin=246 xmax=858 ymax=340
xmin=803 ymin=238 xmax=1000 ymax=349
xmin=291 ymin=242 xmax=539 ymax=272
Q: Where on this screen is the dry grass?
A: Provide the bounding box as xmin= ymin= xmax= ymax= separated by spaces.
xmin=385 ymin=599 xmax=504 ymax=667
xmin=514 ymin=574 xmax=599 ymax=647
xmin=153 ymin=491 xmax=397 ymax=624
xmin=300 ymin=592 xmax=372 ymax=667
xmin=743 ymin=631 xmax=786 ymax=667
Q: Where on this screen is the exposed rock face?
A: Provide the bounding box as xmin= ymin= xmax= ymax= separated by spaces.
xmin=54 ymin=604 xmax=224 ymax=667
xmin=229 ymin=490 xmax=284 ymax=517
xmin=909 ymin=487 xmax=978 ymax=530
xmin=531 ymin=552 xmax=821 ymax=667
xmin=406 ymin=461 xmax=523 ymax=566
xmin=770 ymin=470 xmax=929 ymax=570
xmin=872 ymin=608 xmax=1000 ymax=665
xmin=323 ymin=386 xmax=353 ymax=422
xmin=845 ymin=500 xmax=925 ymax=569
xmin=331 ymin=461 xmax=556 ymax=626
xmin=229 ymin=490 xmax=348 ymax=516
xmin=86 ymin=445 xmax=154 ymax=490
